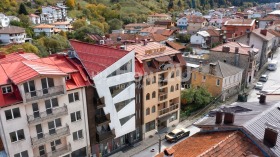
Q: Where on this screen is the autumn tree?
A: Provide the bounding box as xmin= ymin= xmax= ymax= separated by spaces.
xmin=168 ymin=0 xmax=174 ymax=11
xmin=107 ymin=18 xmax=123 ymax=33
xmin=65 ymin=0 xmax=75 ymax=9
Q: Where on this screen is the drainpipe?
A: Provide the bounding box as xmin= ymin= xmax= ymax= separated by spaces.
xmin=81 ymin=87 xmax=90 ymax=156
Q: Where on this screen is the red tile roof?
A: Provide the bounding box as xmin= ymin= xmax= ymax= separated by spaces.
xmin=210 ymin=42 xmax=259 ymax=55
xmin=135 ymin=59 xmax=144 ymax=77
xmin=252 ymin=28 xmax=276 ymax=41
xmin=69 ymin=40 xmax=129 ymax=78
xmin=0 ymin=52 xmax=39 ymax=64
xmin=186 ymin=15 xmax=207 ymax=23
xmin=156 ymin=131 xmax=264 ymax=157
xmin=166 ymin=41 xmax=186 ymax=50
xmin=224 ymin=19 xmax=255 ymax=26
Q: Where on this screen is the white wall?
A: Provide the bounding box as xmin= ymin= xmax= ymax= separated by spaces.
xmin=176 ymin=17 xmax=188 ymax=27
xmin=0 ymin=33 xmax=26 ymax=44
xmin=222 ymin=71 xmax=243 ymax=90
xmin=190 ymin=34 xmax=205 ymax=45
xmin=92 ymin=51 xmax=136 ymax=138
xmin=0 ymin=15 xmax=10 ymax=27
xmin=34 ymin=28 xmax=54 ymax=36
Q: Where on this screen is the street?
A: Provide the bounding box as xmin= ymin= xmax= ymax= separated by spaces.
xmin=247 ymin=48 xmax=280 ymax=102
xmin=132 ymin=125 xmax=200 ymax=157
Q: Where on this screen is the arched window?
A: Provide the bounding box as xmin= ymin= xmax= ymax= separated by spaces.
xmin=170 ymin=86 xmax=174 ymax=92
xmin=176 ymin=70 xmax=180 ymax=77
xmin=146 ymin=78 xmax=150 ymax=86
xmin=146 ymin=93 xmax=150 ymax=100
xmin=146 ymin=108 xmax=150 ymax=115
xmin=152 ymin=106 xmax=156 ymax=113
xmin=152 ymin=91 xmax=156 ymax=98
xmin=176 ymin=84 xmax=179 ymax=90
xmin=152 ymin=76 xmax=156 ymax=84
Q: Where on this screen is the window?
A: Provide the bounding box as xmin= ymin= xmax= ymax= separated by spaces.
xmin=71 ymin=111 xmax=81 ymax=122
xmin=10 ymin=129 xmax=25 ymax=142
xmin=152 ymin=91 xmax=156 ymax=98
xmin=68 ymin=92 xmax=79 ymax=103
xmin=146 ymin=108 xmax=150 ymax=115
xmin=216 ymin=79 xmax=220 ymax=86
xmin=145 ymin=120 xmax=155 ymax=132
xmin=115 ymin=98 xmax=134 ymax=112
xmin=39 ymin=146 xmax=45 ymax=156
xmin=170 ymin=86 xmax=174 ymax=92
xmin=41 ymin=78 xmax=54 ymax=94
xmin=176 ymin=84 xmax=179 ymax=90
xmin=2 ymin=85 xmax=12 ymax=94
xmin=23 ymin=80 xmax=36 ymax=97
xmin=152 ymin=106 xmax=156 ymax=113
xmin=152 ymin=76 xmax=156 ymax=84
xmin=65 ymin=75 xmax=71 ymax=80
xmin=171 ymin=72 xmax=174 ymax=78
xmin=45 ymin=98 xmax=58 ymax=114
xmin=14 ymin=150 xmax=28 ymax=157
xmin=73 ymin=130 xmax=83 ymax=141
xmin=48 ymin=118 xmax=62 ymax=135
xmin=146 ymin=78 xmax=151 ymax=86
xmin=109 ymin=82 xmax=133 ymax=97
xmin=51 ymin=139 xmax=61 ymax=152
xmin=176 ymin=70 xmax=180 ymax=77
xmin=169 ymin=112 xmax=178 ymax=122
xmin=146 ymin=93 xmax=150 ymax=100
xmin=5 ymin=108 xmax=21 ymax=120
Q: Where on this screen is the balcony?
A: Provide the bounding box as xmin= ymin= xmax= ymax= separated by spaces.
xmin=31 ymin=125 xmax=70 ymax=148
xmin=36 ymin=144 xmax=71 ymax=157
xmin=95 ymin=114 xmax=111 ymax=126
xmin=27 ymin=105 xmax=68 ymax=125
xmin=96 ymin=129 xmax=115 ymax=143
xmin=96 ymin=97 xmax=105 ymax=109
xmin=158 ymin=103 xmax=179 ymax=117
xmin=159 ymin=94 xmax=167 ymax=101
xmin=25 ymin=85 xmax=65 ymax=103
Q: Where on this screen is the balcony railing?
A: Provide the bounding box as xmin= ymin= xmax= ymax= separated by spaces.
xmin=96 ymin=129 xmax=115 ymax=143
xmin=31 ymin=125 xmax=70 ymax=148
xmin=158 ymin=103 xmax=179 ymax=117
xmin=36 ymin=144 xmax=71 ymax=157
xmin=95 ymin=114 xmax=110 ymax=126
xmin=159 ymin=94 xmax=167 ymax=101
xmin=25 ymin=85 xmax=65 ymax=103
xmin=27 ymin=105 xmax=68 ymax=125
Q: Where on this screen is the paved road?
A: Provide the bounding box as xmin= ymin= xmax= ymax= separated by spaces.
xmin=247 ymin=49 xmax=280 ymax=102
xmin=132 ymin=125 xmax=200 ymax=157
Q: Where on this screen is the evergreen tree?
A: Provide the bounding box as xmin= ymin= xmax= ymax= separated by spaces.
xmin=168 ymin=0 xmax=174 ymax=10
xmin=18 ymin=3 xmax=28 ymax=15
xmin=209 ymin=0 xmax=214 ymax=8
xmin=177 ymin=0 xmax=182 ymax=8
xmin=191 ymin=0 xmax=196 ymax=8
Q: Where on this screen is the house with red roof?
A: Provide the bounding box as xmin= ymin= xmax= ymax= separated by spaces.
xmin=0 ymin=52 xmax=90 ymax=157
xmin=69 ymin=40 xmax=139 ymax=157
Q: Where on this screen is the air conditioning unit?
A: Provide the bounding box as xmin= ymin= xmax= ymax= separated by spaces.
xmin=99 ymin=40 xmax=105 ymax=45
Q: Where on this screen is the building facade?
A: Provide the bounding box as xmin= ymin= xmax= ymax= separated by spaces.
xmin=126 ymin=42 xmax=186 ymax=139
xmin=0 ymin=26 xmax=26 ymax=44
xmin=33 ymin=24 xmax=55 ymax=36
xmin=0 ymin=52 xmax=90 ymax=157
xmin=0 ymin=13 xmax=10 ymax=27
xmin=222 ymin=19 xmax=256 ymax=40
xmin=147 ymin=14 xmax=171 ymax=24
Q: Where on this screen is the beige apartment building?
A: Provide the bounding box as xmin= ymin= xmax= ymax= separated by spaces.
xmin=127 ymin=42 xmax=186 ymax=138
xmin=147 ymin=13 xmax=171 ymax=24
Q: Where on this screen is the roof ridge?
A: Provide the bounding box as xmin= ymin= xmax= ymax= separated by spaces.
xmin=217 ymin=61 xmax=224 ymax=77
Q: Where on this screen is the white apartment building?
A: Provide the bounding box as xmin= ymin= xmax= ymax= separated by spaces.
xmin=33 ymin=24 xmax=55 ymax=36
xmin=29 ymin=14 xmax=41 ymax=25
xmin=0 ymin=13 xmax=10 ymax=27
xmin=147 ymin=13 xmax=171 ymax=24
xmin=0 ymin=26 xmax=26 ymax=44
xmin=0 ymin=52 xmax=90 ymax=157
xmin=52 ymin=21 xmax=72 ymax=32
xmin=41 ymin=3 xmax=67 ymax=24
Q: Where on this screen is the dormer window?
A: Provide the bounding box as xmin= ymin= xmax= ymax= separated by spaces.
xmin=65 ymin=75 xmax=71 ymax=80
xmin=2 ymin=85 xmax=12 ymax=94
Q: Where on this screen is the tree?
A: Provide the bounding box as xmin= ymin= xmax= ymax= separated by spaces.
xmin=181 ymin=87 xmax=212 ymax=108
xmin=72 ymin=19 xmax=87 ymax=30
xmin=177 ymin=0 xmax=182 ymax=8
xmin=73 ymin=25 xmax=104 ymax=41
xmin=168 ymin=0 xmax=174 ymax=10
xmin=18 ymin=3 xmax=28 ymax=15
xmin=107 ymin=18 xmax=123 ymax=33
xmin=209 ymin=0 xmax=214 ymax=8
xmin=65 ymin=0 xmax=75 ymax=9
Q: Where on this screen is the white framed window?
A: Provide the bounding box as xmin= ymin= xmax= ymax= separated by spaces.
xmin=68 ymin=92 xmax=79 ymax=103
xmin=48 ymin=118 xmax=62 ymax=135
xmin=73 ymin=130 xmax=83 ymax=141
xmin=65 ymin=75 xmax=71 ymax=80
xmin=14 ymin=150 xmax=28 ymax=157
xmin=50 ymin=139 xmax=61 ymax=152
xmin=5 ymin=108 xmax=21 ymax=120
xmin=71 ymin=111 xmax=81 ymax=122
xmin=2 ymin=85 xmax=12 ymax=94
xmin=216 ymin=79 xmax=220 ymax=86
xmin=10 ymin=129 xmax=25 ymax=142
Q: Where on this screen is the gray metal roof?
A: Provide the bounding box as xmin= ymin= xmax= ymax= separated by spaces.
xmin=195 ymin=101 xmax=280 ymax=156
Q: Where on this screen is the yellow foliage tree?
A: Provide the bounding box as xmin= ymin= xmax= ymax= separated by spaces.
xmin=65 ymin=0 xmax=75 ymax=9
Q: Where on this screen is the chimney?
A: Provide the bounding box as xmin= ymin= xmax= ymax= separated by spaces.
xmin=17 ymin=48 xmax=24 ymax=54
xmin=163 ymin=148 xmax=175 ymax=157
xmin=263 ymin=127 xmax=278 ymax=147
xmin=260 ymin=29 xmax=267 ymax=36
xmin=199 ymin=61 xmax=203 ymax=72
xmin=259 ymin=94 xmax=266 ymax=104
xmin=234 ymin=47 xmax=240 ymax=66
xmin=222 ymin=46 xmax=230 ymax=52
xmin=209 ymin=63 xmax=216 ymax=75
xmin=224 ymin=112 xmax=235 ymax=124
xmin=215 ymin=111 xmax=223 ymax=124
xmin=235 ymin=47 xmax=239 ymax=54
xmin=143 ymin=39 xmax=148 ymax=46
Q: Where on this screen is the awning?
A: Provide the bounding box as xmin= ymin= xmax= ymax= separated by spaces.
xmin=158 ymin=113 xmax=172 ymax=122
xmin=155 ymin=56 xmax=172 ymax=62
